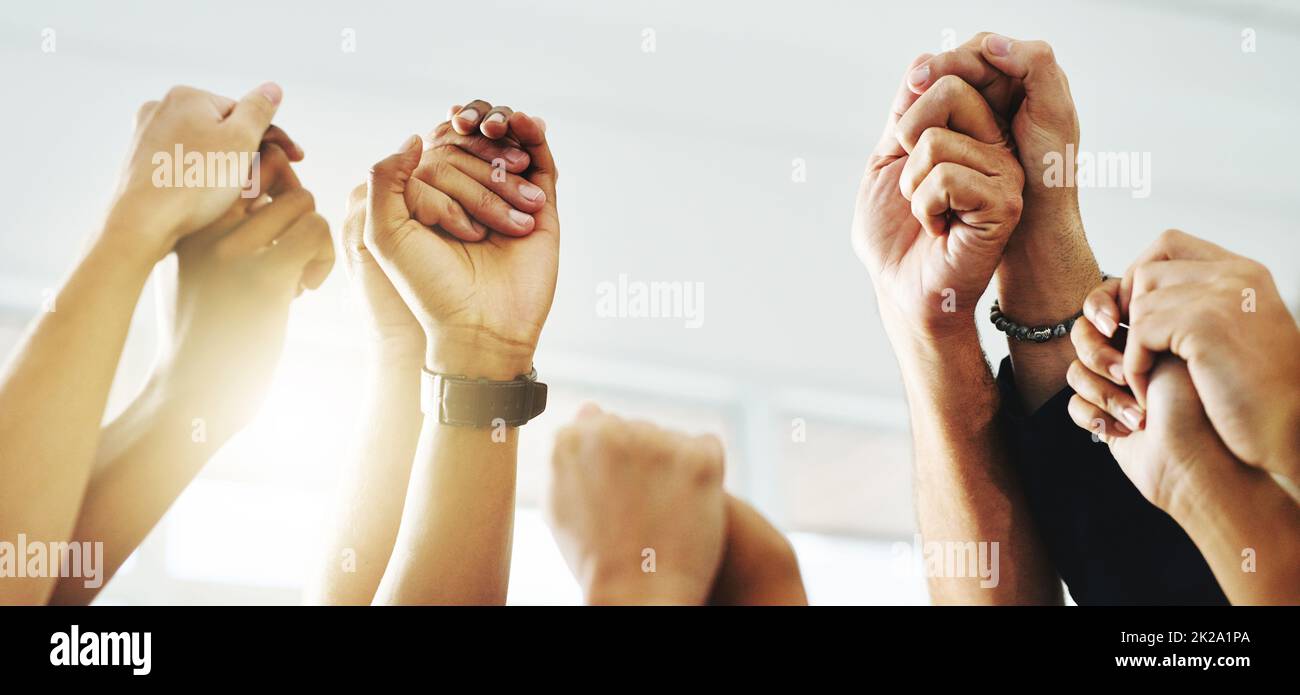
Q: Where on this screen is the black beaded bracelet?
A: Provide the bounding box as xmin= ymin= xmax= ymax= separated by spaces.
xmin=989 ymin=299 xmax=1082 ymax=343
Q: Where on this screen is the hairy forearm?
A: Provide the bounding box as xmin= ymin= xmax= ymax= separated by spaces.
xmin=885 ymin=308 xmax=1060 ymax=604
xmin=0 ymin=218 xmax=157 ymax=604
xmin=1170 ymin=458 xmax=1300 ymax=605
xmin=307 ymin=348 xmax=424 ymax=605
xmin=995 ymin=197 xmax=1100 ymax=412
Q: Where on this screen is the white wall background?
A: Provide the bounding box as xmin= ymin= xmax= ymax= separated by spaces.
xmin=0 ymin=0 xmax=1296 ymax=604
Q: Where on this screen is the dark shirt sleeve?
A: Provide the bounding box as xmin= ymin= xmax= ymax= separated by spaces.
xmin=995 ymin=357 xmax=1228 ymax=605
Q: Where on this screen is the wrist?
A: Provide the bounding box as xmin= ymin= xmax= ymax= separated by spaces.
xmin=426 ymin=328 xmax=535 ymax=380
xmin=1162 ymin=441 xmax=1253 ymax=522
xmin=366 ymin=332 xmax=426 ymax=370
xmin=878 ymin=296 xmax=982 ymax=362
xmin=100 ymin=192 xmax=181 ymax=264
xmin=876 ymin=291 xmax=980 ymax=348
xmin=996 ymin=209 xmax=1099 ymax=325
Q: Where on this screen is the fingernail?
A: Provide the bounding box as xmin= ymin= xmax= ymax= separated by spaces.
xmin=986 ymin=35 xmax=1012 ymax=57
xmin=257 ymin=82 xmax=283 ymax=106
xmin=508 ymin=209 xmax=534 ymax=227
xmin=1095 ymin=313 xmax=1117 ymax=338
xmin=1108 ymin=364 xmax=1126 ymax=384
xmin=504 ymin=148 xmax=527 ymax=166
xmin=485 ymin=112 xmax=506 ymax=124
xmin=519 ymin=182 xmax=545 ymax=202
xmin=457 ymin=108 xmax=480 ymax=122
xmin=1121 ymin=407 xmax=1144 ymax=431
xmin=396 ymin=134 xmax=421 ymax=154
xmin=532 ymin=115 xmax=547 ymax=133
xmin=908 ymin=65 xmax=931 ymax=87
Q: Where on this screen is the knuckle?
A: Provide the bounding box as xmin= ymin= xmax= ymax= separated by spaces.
xmin=913 ymin=128 xmax=941 ymax=162
xmin=305 ymin=211 xmax=330 ymax=236
xmin=1070 ymin=318 xmax=1087 ymax=346
xmin=428 ymin=158 xmax=453 ymax=184
xmin=933 ymin=162 xmax=959 ymax=187
xmin=1128 ymin=293 xmax=1151 ymax=321
xmin=1103 ymin=393 xmax=1125 ymax=419
xmin=348 ymin=182 xmax=368 ymax=206
xmin=1026 ymin=40 xmax=1056 ymax=65
xmin=933 ymin=74 xmax=964 ymax=95
xmin=1157 ymin=228 xmax=1186 ymax=246
xmin=163 ymin=85 xmax=194 ymax=102
xmin=476 ymin=188 xmax=501 ymax=214
xmin=443 ymin=197 xmax=466 ymax=224
xmin=1084 ymin=343 xmax=1107 ymax=370
xmin=284 ymin=187 xmax=315 ymax=213
xmin=1242 ymin=258 xmax=1270 ymax=281
xmin=1066 ymin=359 xmax=1086 ymax=387
xmin=1003 ymin=192 xmax=1024 ymax=219
xmin=135 ymin=100 xmax=159 ymax=124
xmin=1133 ymin=262 xmax=1155 ymax=291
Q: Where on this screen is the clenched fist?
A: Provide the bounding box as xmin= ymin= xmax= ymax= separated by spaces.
xmin=853 ymin=55 xmax=1024 ymax=338
xmin=545 ymin=405 xmax=727 ymax=605
xmin=363 ymin=102 xmax=559 ymax=379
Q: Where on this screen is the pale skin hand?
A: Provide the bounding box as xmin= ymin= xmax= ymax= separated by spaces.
xmin=367 ymin=102 xmax=559 ymax=604
xmin=910 ymin=34 xmax=1101 ymax=411
xmin=308 ymin=103 xmax=538 ymax=605
xmin=116 ymin=83 xmax=294 ymax=257
xmin=49 ymin=143 xmax=333 ymax=605
xmin=1071 ymin=230 xmax=1300 ymax=481
xmin=545 ymin=405 xmax=727 ymax=605
xmin=1066 ymin=357 xmax=1300 ymax=604
xmin=0 ymin=85 xmax=287 ymax=604
xmin=855 ymin=56 xmax=1057 ymax=604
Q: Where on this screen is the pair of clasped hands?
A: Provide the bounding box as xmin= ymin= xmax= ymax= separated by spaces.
xmin=854 ymin=33 xmax=1299 ymax=515
xmin=91 ymin=83 xmax=806 ymax=606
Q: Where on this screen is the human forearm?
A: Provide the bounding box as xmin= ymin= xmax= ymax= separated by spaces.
xmin=307 ymin=345 xmax=424 ymax=605
xmin=0 ymin=215 xmax=159 ymax=604
xmin=995 ymin=197 xmax=1100 ymax=412
xmin=886 ymin=307 xmax=1060 ymax=604
xmin=47 ymin=368 xmax=228 ymax=604
xmin=371 ymin=422 xmax=519 ymax=605
xmin=1170 ymin=456 xmax=1300 ymax=605
xmin=370 ymin=344 xmax=528 ymax=605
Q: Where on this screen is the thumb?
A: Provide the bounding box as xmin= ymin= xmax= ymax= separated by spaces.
xmin=366 ymin=134 xmax=423 ymax=231
xmin=225 ymin=82 xmax=284 ymax=151
xmin=979 ymin=35 xmax=1075 ymax=122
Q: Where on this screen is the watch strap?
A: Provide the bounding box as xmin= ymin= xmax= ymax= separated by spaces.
xmin=420 ymin=367 xmax=547 ymax=428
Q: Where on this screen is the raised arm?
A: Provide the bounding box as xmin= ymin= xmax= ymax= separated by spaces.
xmin=308 ymin=103 xmax=542 ymax=604
xmin=363 ymin=105 xmax=559 ymax=604
xmin=1067 ymin=354 xmax=1300 ymax=604
xmin=912 ymin=34 xmax=1101 ymax=412
xmin=1067 ymin=238 xmax=1300 ymax=603
xmin=50 ymin=141 xmax=333 ymax=605
xmin=0 ymin=84 xmax=284 ymax=604
xmin=852 ymin=55 xmax=1060 ymax=604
